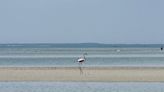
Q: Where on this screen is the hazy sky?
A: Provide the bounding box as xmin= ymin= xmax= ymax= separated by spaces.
xmin=0 ymin=0 xmax=164 ymax=44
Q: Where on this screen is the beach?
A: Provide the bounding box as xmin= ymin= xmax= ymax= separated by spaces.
xmin=0 ymin=67 xmax=164 ymax=82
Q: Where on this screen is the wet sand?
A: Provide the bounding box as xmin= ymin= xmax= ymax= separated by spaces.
xmin=0 ymin=67 xmax=164 ymax=82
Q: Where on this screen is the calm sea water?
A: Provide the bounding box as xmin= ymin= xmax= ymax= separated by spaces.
xmin=0 ymin=44 xmax=164 ymax=92
xmin=0 ymin=82 xmax=164 ymax=92
xmin=0 ymin=44 xmax=164 ymax=67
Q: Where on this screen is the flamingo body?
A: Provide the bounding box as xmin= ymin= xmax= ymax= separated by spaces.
xmin=77 ymin=58 xmax=85 ymax=62
xmin=76 ymin=53 xmax=87 ymax=64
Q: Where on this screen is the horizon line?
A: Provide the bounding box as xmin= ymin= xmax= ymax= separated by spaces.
xmin=0 ymin=43 xmax=163 ymax=45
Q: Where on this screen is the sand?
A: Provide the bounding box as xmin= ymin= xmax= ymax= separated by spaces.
xmin=0 ymin=67 xmax=164 ymax=82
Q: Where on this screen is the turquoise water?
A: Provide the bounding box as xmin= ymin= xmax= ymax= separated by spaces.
xmin=0 ymin=82 xmax=164 ymax=92
xmin=0 ymin=44 xmax=164 ymax=67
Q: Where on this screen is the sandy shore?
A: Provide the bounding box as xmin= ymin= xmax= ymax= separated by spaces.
xmin=0 ymin=67 xmax=164 ymax=82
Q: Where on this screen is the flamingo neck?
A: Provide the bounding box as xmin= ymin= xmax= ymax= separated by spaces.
xmin=83 ymin=54 xmax=86 ymax=59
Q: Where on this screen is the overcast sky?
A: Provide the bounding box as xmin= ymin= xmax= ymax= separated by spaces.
xmin=0 ymin=0 xmax=164 ymax=44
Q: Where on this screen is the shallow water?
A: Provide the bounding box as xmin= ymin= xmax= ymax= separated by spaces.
xmin=0 ymin=44 xmax=164 ymax=92
xmin=0 ymin=82 xmax=164 ymax=92
xmin=0 ymin=45 xmax=164 ymax=67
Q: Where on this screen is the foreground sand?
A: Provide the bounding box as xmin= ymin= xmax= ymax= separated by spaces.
xmin=0 ymin=67 xmax=164 ymax=82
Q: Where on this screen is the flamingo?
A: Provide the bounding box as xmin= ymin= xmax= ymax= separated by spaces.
xmin=77 ymin=53 xmax=87 ymax=64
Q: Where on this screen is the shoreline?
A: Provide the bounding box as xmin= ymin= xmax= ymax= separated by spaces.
xmin=0 ymin=66 xmax=164 ymax=82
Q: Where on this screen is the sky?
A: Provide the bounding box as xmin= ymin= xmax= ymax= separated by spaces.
xmin=0 ymin=0 xmax=164 ymax=44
